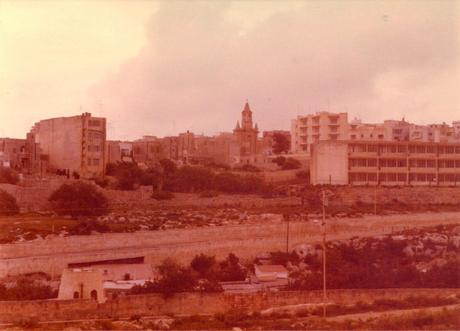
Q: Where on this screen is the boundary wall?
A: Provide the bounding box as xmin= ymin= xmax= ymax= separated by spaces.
xmin=1 ymin=288 xmax=458 ymax=323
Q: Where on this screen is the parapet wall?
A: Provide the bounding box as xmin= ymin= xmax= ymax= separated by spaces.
xmin=0 ymin=288 xmax=458 ymax=323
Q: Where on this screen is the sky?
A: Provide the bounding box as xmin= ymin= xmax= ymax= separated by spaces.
xmin=0 ymin=0 xmax=459 ymax=140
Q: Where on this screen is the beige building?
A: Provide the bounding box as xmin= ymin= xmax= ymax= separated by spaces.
xmin=106 ymin=141 xmax=134 ymax=165
xmin=26 ymin=113 xmax=106 ymax=178
xmin=349 ymin=119 xmax=388 ymax=141
xmin=291 ymin=111 xmax=348 ymax=154
xmin=311 ymin=140 xmax=460 ymax=186
xmin=0 ymin=138 xmax=27 ymax=169
xmin=58 ymin=268 xmax=106 ymax=303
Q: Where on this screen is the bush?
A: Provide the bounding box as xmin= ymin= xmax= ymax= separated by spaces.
xmin=151 ymin=190 xmax=175 ymax=200
xmin=0 ymin=167 xmax=19 ymax=184
xmin=296 ymin=170 xmax=309 ymax=180
xmin=199 ymin=190 xmax=220 ymax=198
xmin=0 ymin=279 xmax=57 ymax=300
xmin=281 ymin=157 xmax=301 ymax=170
xmin=169 ymin=166 xmax=214 ymax=192
xmin=48 ymin=182 xmax=109 ymax=217
xmin=234 ymin=164 xmax=261 ymax=172
xmin=130 ymin=258 xmax=197 ymax=298
xmin=68 ymin=220 xmax=110 ymax=235
xmin=272 ymin=156 xmax=301 ymax=170
xmin=0 ymin=189 xmax=19 ymax=215
xmin=191 ymin=254 xmax=216 ymax=276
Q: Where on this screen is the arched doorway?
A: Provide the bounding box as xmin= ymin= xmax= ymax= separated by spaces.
xmin=73 ymin=291 xmax=79 ymax=299
xmin=90 ymin=290 xmax=98 ymax=301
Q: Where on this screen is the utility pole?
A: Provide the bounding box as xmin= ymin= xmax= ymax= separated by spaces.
xmin=374 ymin=184 xmax=377 ymax=215
xmin=322 ymin=189 xmax=327 ymax=318
xmin=285 ymin=213 xmax=290 ymax=254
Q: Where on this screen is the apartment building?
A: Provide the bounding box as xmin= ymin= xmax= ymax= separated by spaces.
xmin=291 ymin=111 xmax=348 ymax=154
xmin=311 ymin=140 xmax=460 ymax=186
xmin=26 ymin=113 xmax=106 ymax=178
xmin=0 ymin=138 xmax=27 ymax=169
xmin=349 ymin=120 xmax=388 ymax=141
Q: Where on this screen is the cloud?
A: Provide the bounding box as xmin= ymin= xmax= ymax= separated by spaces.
xmin=88 ymin=0 xmax=460 ymax=140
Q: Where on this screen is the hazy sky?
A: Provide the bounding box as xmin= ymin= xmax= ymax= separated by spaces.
xmin=1 ymin=0 xmax=459 ymax=140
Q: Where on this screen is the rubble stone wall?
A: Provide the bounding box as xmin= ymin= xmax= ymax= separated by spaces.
xmin=0 ymin=288 xmax=458 ymax=323
xmin=2 ymin=212 xmax=459 ymax=278
xmin=2 ymin=179 xmax=460 ymax=212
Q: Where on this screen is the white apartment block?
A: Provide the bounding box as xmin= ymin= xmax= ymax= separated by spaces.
xmin=291 ymin=112 xmax=348 ymax=154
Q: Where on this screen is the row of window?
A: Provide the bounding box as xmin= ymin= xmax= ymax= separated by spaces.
xmin=87 ymin=158 xmax=100 ymax=166
xmin=88 ymin=120 xmax=101 ymax=127
xmin=87 ymin=145 xmax=101 ymax=152
xmin=349 ymin=172 xmax=460 ymax=182
xmin=349 ymin=159 xmax=460 ymax=168
xmin=349 ymin=144 xmax=460 ymax=154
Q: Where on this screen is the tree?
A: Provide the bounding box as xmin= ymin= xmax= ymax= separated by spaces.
xmin=281 ymin=157 xmax=301 ymax=170
xmin=272 ymin=156 xmax=286 ymax=167
xmin=49 ymin=182 xmax=109 ymax=217
xmin=131 ymin=258 xmax=197 ymax=297
xmin=0 ymin=189 xmax=19 ymax=215
xmin=191 ymin=254 xmax=216 ymax=277
xmin=272 ymin=133 xmax=290 ymax=154
xmin=0 ymin=168 xmax=19 ymax=184
xmin=218 ymin=253 xmax=247 ymax=281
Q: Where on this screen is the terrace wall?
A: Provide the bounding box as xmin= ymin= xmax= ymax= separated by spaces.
xmin=1 ymin=288 xmax=458 ymax=323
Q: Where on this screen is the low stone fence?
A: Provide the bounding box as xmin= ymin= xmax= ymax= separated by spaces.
xmin=0 ymin=288 xmax=458 ymax=323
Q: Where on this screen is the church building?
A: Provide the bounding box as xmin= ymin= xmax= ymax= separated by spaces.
xmin=233 ymin=102 xmax=260 ymax=164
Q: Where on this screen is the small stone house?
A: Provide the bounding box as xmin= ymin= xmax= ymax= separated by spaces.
xmin=254 ymin=264 xmax=288 ymax=282
xmin=58 ymin=268 xmax=106 ymax=303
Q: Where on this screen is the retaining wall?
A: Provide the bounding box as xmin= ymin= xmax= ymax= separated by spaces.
xmin=0 ymin=288 xmax=458 ymax=323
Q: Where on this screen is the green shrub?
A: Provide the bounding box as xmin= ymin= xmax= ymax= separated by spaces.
xmin=0 ymin=167 xmax=19 ymax=184
xmin=151 ymin=190 xmax=175 ymax=200
xmin=48 ymin=181 xmax=109 ymax=217
xmin=0 ymin=189 xmax=19 ymax=215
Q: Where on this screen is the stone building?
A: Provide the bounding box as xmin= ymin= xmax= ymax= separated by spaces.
xmin=26 ymin=113 xmax=106 ymax=178
xmin=106 ymin=141 xmax=134 ymax=165
xmin=291 ymin=111 xmax=349 ymax=154
xmin=58 ymin=268 xmax=106 ymax=303
xmin=233 ymin=102 xmax=260 ymax=164
xmin=0 ymin=138 xmax=27 ymax=169
xmin=311 ymin=140 xmax=460 ymax=186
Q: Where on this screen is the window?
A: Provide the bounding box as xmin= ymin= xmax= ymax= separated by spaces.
xmin=368 ymin=173 xmax=377 ymax=181
xmin=73 ymin=291 xmax=79 ymax=299
xmin=87 ymin=158 xmax=91 ymax=166
xmin=367 ymin=144 xmax=378 ymax=152
xmin=93 ymin=159 xmax=100 ymax=166
xmin=89 ymin=120 xmax=100 ymax=127
xmin=367 ymin=159 xmax=377 ymax=167
xmin=427 ymin=160 xmax=436 ymax=168
xmin=90 ymin=290 xmax=98 ymax=300
xmin=397 ymin=145 xmax=407 ymax=153
xmin=416 ymin=145 xmax=426 ymax=153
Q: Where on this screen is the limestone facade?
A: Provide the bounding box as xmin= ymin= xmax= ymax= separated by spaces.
xmin=311 ymin=140 xmax=460 ymax=186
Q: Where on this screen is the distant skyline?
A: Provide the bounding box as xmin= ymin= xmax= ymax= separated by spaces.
xmin=0 ymin=0 xmax=459 ymax=140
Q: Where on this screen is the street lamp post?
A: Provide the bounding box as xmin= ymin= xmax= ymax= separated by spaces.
xmin=321 ymin=189 xmax=327 ymax=318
